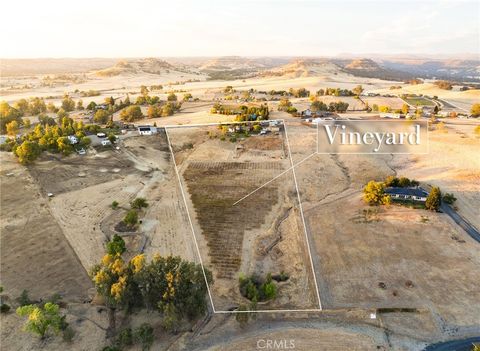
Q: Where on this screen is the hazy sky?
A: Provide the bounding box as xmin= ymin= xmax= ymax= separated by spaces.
xmin=1 ymin=0 xmax=479 ymax=58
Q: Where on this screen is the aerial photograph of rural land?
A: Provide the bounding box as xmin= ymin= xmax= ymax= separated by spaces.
xmin=0 ymin=0 xmax=479 ymax=350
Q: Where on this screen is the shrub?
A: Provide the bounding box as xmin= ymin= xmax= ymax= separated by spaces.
xmin=260 ymin=274 xmax=277 ymax=300
xmin=286 ymin=106 xmax=297 ymax=114
xmin=107 ymin=234 xmax=126 ymax=255
xmin=277 ymin=98 xmax=292 ymax=111
xmin=108 ymin=133 xmax=117 ymax=144
xmin=123 ymin=210 xmax=138 ymax=228
xmin=116 ymin=328 xmax=133 ymax=347
xmin=134 ymin=323 xmax=154 ymax=351
xmin=111 ymin=201 xmax=119 ymax=209
xmin=102 ymin=347 xmax=121 ymax=351
xmin=167 ymin=93 xmax=177 ymax=102
xmin=239 ymin=274 xmax=277 ymax=302
xmin=94 ymin=110 xmax=110 ymax=124
xmin=0 ymin=304 xmax=11 ymax=313
xmin=271 ymin=271 xmax=289 ymax=282
xmin=442 ymin=193 xmax=457 ymax=205
xmin=86 ymin=101 xmax=97 ymax=110
xmin=46 ymin=293 xmax=62 ymax=305
xmin=80 ymin=136 xmax=91 ymax=148
xmin=16 ymin=303 xmax=63 ymax=339
xmin=162 ymin=303 xmax=180 ymax=333
xmin=17 ymin=289 xmax=32 ymax=306
xmin=62 ymin=326 xmax=75 ymax=342
xmin=131 ymin=197 xmax=148 ymax=209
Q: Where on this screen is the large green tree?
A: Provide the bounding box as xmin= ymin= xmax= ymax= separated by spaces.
xmin=120 ymin=105 xmax=143 ymax=122
xmin=14 ymin=141 xmax=41 ymax=164
xmin=90 ymin=248 xmax=211 ymax=337
xmin=94 ymin=110 xmax=110 ymax=124
xmin=61 ymin=95 xmax=75 ymax=112
xmin=0 ymin=101 xmax=22 ymax=133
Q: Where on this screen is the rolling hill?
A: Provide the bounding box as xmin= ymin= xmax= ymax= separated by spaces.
xmin=93 ymin=58 xmax=176 ymax=77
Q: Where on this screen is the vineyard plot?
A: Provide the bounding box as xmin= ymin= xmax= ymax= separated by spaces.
xmin=166 ymin=123 xmax=320 ymax=311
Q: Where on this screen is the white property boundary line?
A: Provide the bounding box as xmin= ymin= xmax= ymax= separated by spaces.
xmin=164 ymin=119 xmax=323 ymax=313
xmin=164 ymin=128 xmax=217 ymax=313
xmin=164 ymin=118 xmax=430 ymax=313
xmin=283 ymin=122 xmax=323 ymax=310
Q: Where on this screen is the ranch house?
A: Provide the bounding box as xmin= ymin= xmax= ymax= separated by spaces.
xmin=385 ymin=187 xmax=429 ymax=202
xmin=137 ymin=125 xmax=158 ymax=136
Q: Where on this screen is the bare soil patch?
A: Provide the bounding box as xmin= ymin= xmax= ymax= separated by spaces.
xmin=0 ymin=154 xmax=91 ymax=302
xmin=167 ymin=125 xmax=318 ymax=310
xmin=307 ymin=195 xmax=480 ymax=326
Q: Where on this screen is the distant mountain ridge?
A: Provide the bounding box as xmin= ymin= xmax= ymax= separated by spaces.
xmin=1 ymin=56 xmax=479 ymax=82
xmin=378 ymin=59 xmax=480 ymax=81
xmin=259 ymin=59 xmax=343 ymax=78
xmin=198 ymin=56 xmax=289 ymax=71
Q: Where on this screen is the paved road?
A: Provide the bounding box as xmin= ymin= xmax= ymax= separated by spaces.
xmin=441 ymin=203 xmax=480 ymax=243
xmin=424 ymin=336 xmax=480 ymax=351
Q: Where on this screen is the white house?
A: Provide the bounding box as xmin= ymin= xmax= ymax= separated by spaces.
xmin=385 ymin=187 xmax=428 ymax=202
xmin=137 ymin=126 xmax=158 ymax=136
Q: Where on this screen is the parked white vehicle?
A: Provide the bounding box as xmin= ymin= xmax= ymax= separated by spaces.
xmin=76 ymin=148 xmax=86 ymax=155
xmin=101 ymin=140 xmax=112 ymax=146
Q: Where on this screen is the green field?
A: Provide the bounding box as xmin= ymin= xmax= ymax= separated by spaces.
xmin=404 ymin=97 xmax=435 ymax=106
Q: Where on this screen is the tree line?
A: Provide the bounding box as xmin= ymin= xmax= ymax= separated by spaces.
xmin=211 ymin=103 xmax=269 ymax=121
xmin=90 ymin=235 xmax=212 ymax=338
xmin=316 ymin=85 xmax=363 ymax=97
xmin=310 ymin=99 xmax=349 ymax=113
